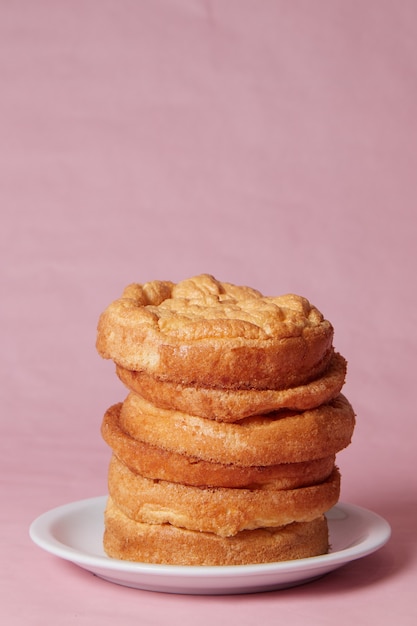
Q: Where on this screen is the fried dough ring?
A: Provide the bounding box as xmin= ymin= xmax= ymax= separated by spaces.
xmin=101 ymin=403 xmax=336 ymax=489
xmin=104 ymin=499 xmax=329 ymax=565
xmin=108 ymin=455 xmax=340 ymax=537
xmin=116 ymin=352 xmax=347 ymax=422
xmin=120 ymin=392 xmax=355 ymax=466
xmin=96 ymin=274 xmax=334 ymax=390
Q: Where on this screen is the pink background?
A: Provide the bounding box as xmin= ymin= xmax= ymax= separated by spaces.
xmin=1 ymin=1 xmax=416 ymax=624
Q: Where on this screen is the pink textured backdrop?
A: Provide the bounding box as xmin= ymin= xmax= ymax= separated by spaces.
xmin=1 ymin=1 xmax=416 ymax=624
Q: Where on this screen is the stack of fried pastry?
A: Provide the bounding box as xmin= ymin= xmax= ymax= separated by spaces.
xmin=96 ymin=274 xmax=355 ymax=566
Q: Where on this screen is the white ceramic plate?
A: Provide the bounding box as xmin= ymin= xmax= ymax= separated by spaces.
xmin=29 ymin=497 xmax=391 ymax=595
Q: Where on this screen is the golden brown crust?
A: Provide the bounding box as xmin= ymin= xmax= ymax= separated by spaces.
xmin=108 ymin=455 xmax=340 ymax=537
xmin=104 ymin=499 xmax=329 ymax=565
xmin=96 ymin=274 xmax=354 ymax=567
xmin=101 ymin=403 xmax=336 ymax=488
xmin=96 ymin=274 xmax=334 ymax=390
xmin=119 ymin=392 xmax=356 ymax=466
xmin=116 ymin=352 xmax=347 ymax=421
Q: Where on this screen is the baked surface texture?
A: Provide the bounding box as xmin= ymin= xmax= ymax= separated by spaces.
xmin=102 ymin=403 xmax=336 ymax=488
xmin=104 ymin=498 xmax=329 ymax=566
xmin=115 ymin=351 xmax=347 ymax=421
xmin=96 ymin=274 xmax=334 ymax=390
xmin=119 ymin=392 xmax=355 ymax=465
xmin=108 ymin=454 xmax=340 ymax=537
xmin=97 ymin=274 xmax=354 ymax=566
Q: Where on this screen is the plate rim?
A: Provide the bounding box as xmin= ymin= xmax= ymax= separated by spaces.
xmin=29 ymin=496 xmax=391 ymax=580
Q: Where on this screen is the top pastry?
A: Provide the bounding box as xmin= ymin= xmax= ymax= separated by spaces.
xmin=96 ymin=274 xmax=334 ymax=390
